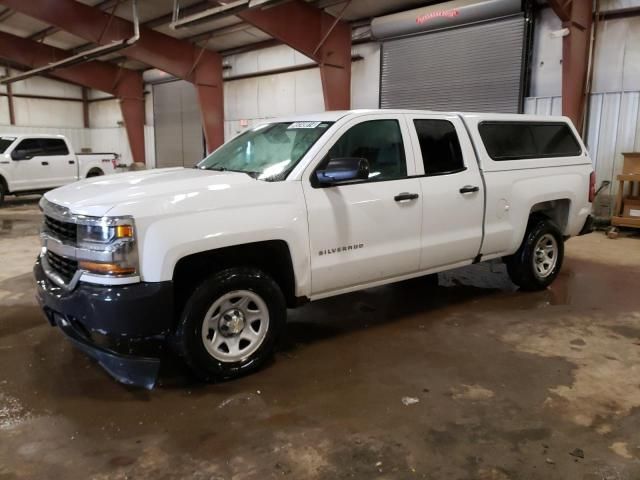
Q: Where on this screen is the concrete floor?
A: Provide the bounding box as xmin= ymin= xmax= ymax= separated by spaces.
xmin=0 ymin=197 xmax=639 ymax=480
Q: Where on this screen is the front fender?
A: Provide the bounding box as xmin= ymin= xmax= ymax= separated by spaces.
xmin=137 ymin=196 xmax=311 ymax=297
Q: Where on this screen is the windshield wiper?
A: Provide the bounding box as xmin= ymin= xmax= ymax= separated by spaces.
xmin=205 ymin=166 xmax=260 ymax=178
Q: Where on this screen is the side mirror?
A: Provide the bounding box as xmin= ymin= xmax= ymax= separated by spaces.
xmin=315 ymin=157 xmax=369 ymax=186
xmin=11 ymin=150 xmax=32 ymax=161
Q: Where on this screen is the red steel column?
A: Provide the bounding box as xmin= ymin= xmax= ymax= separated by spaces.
xmin=548 ymin=0 xmax=593 ymax=133
xmin=239 ymin=0 xmax=351 ymax=110
xmin=0 ymin=30 xmax=146 ymax=164
xmin=117 ymin=72 xmax=146 ymax=167
xmin=0 ymin=0 xmax=224 ymax=151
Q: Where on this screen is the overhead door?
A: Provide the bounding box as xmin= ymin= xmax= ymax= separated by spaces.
xmin=153 ymin=80 xmax=205 ymax=168
xmin=380 ymin=15 xmax=526 ymax=113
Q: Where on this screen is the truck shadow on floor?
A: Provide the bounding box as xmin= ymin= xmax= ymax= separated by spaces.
xmin=159 ymin=263 xmax=534 ymax=389
xmin=0 ymin=195 xmax=42 ymax=209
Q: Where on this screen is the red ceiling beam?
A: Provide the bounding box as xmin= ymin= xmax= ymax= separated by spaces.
xmin=0 ymin=30 xmax=145 ymax=165
xmin=238 ymin=0 xmax=352 ymax=110
xmin=0 ymin=0 xmax=224 ymax=152
xmin=548 ymin=0 xmax=593 ymax=134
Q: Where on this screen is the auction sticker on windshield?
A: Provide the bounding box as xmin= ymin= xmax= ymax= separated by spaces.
xmin=288 ymin=122 xmax=322 ymax=129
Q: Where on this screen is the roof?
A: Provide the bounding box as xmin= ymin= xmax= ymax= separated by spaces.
xmin=262 ymin=109 xmax=572 ymax=123
xmin=0 ymin=0 xmax=446 ymax=73
xmin=0 ymin=133 xmax=67 ymax=139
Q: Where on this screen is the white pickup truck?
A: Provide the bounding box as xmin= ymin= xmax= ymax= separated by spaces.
xmin=0 ymin=134 xmax=118 ymax=205
xmin=34 ymin=110 xmax=594 ymax=388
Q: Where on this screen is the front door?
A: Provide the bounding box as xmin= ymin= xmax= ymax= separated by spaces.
xmin=9 ymin=138 xmax=49 ymax=191
xmin=303 ymin=114 xmax=423 ymax=296
xmin=406 ymin=114 xmax=484 ymax=269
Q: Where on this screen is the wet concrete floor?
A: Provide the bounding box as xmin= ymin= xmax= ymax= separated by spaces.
xmin=0 ymin=196 xmax=639 ymax=479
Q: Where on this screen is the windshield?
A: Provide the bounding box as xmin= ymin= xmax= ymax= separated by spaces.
xmin=197 ymin=121 xmax=333 ymax=181
xmin=0 ymin=137 xmax=16 ymax=154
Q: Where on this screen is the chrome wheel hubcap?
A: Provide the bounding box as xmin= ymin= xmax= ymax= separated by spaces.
xmin=201 ymin=290 xmax=269 ymax=363
xmin=533 ymin=233 xmax=558 ymax=279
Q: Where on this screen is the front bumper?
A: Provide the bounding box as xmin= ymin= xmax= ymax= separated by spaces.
xmin=34 ymin=257 xmax=174 ymax=389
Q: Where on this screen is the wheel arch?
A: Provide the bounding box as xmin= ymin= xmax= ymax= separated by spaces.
xmin=86 ymin=167 xmax=104 ymax=178
xmin=529 ymin=198 xmax=571 ymax=233
xmin=172 ymin=240 xmax=299 ymax=315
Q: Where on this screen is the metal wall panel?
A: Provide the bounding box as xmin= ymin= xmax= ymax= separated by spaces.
xmin=153 ymin=80 xmax=205 ymax=169
xmin=526 ymin=92 xmax=640 ymax=217
xmin=380 ymin=16 xmax=526 ymax=113
xmin=180 ymin=83 xmax=205 ymax=168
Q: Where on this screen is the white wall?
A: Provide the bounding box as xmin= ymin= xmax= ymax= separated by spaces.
xmin=0 ymin=68 xmax=84 ymax=128
xmin=221 ymin=42 xmax=380 ymax=139
xmin=526 ymin=9 xmax=640 ymax=217
xmin=529 ymin=8 xmax=562 ymax=98
xmin=0 ymin=71 xmax=155 ymax=166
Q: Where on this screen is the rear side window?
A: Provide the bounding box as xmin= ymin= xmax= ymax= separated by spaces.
xmin=479 ymin=122 xmax=582 ymax=160
xmin=40 ymin=138 xmax=69 ymax=156
xmin=413 ymin=120 xmax=464 ymax=175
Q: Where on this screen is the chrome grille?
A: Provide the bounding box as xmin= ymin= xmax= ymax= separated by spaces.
xmin=44 ymin=215 xmax=77 ymax=243
xmin=46 ymin=251 xmax=78 ymax=284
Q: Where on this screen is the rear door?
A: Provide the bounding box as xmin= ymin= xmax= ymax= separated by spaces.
xmin=303 ymin=114 xmax=423 ymax=296
xmin=39 ymin=138 xmax=76 ymax=187
xmin=405 ymin=114 xmax=484 ymax=269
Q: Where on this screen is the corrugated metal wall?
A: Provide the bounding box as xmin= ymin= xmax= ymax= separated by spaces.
xmin=526 ymin=9 xmax=640 ymax=218
xmin=525 ymin=92 xmax=640 ymax=217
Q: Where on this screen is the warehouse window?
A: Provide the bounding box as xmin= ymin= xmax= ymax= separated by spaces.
xmin=413 ymin=120 xmax=465 ymax=175
xmin=326 ymin=120 xmax=407 ymax=181
xmin=479 ymin=122 xmax=582 ymax=161
xmin=40 ymin=139 xmax=69 ymax=156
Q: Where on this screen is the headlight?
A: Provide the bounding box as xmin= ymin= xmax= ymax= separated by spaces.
xmin=76 ymin=218 xmax=138 ymax=277
xmin=77 ymin=223 xmax=134 ymax=245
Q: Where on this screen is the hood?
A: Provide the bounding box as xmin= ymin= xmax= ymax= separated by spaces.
xmin=44 ymin=168 xmax=256 ymax=217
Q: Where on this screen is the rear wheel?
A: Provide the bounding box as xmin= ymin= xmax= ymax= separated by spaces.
xmin=173 ymin=267 xmax=286 ymax=382
xmin=0 ymin=181 xmax=5 ymax=207
xmin=506 ymin=218 xmax=564 ymax=291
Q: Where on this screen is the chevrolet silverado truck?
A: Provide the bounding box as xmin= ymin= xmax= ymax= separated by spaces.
xmin=0 ymin=134 xmax=118 ymax=206
xmin=34 ymin=110 xmax=595 ymax=388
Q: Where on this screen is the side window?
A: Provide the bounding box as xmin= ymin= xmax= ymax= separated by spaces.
xmin=14 ymin=138 xmax=44 ymax=158
xmin=413 ymin=120 xmax=465 ymax=176
xmin=479 ymin=122 xmax=582 ymax=160
xmin=325 ymin=119 xmax=407 ymax=181
xmin=40 ymin=139 xmax=70 ymax=156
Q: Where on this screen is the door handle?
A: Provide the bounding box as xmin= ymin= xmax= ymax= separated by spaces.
xmin=459 ymin=185 xmax=479 ymax=194
xmin=394 ymin=192 xmax=419 ymax=202
xmin=41 ymin=161 xmax=49 ymax=166
xmin=68 ymin=160 xmax=75 ymax=165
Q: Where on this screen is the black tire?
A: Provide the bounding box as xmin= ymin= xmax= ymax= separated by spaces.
xmin=0 ymin=181 xmax=5 ymax=207
xmin=506 ymin=218 xmax=564 ymax=291
xmin=173 ymin=267 xmax=286 ymax=382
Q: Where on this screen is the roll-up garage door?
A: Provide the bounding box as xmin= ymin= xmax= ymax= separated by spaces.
xmin=380 ymin=15 xmax=526 ymax=113
xmin=153 ymin=80 xmax=205 ymax=168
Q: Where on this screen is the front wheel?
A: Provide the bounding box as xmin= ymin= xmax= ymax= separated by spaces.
xmin=0 ymin=182 xmax=5 ymax=207
xmin=173 ymin=267 xmax=286 ymax=382
xmin=506 ymin=218 xmax=564 ymax=291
